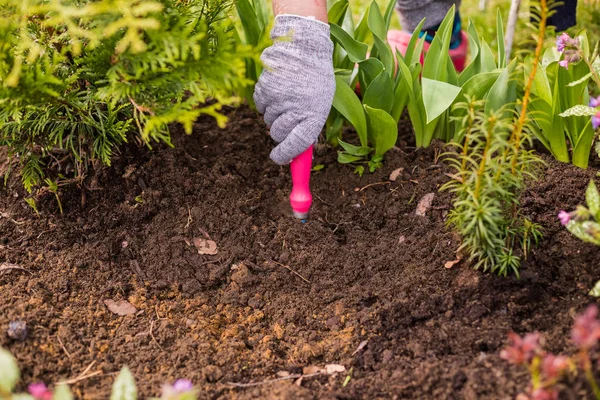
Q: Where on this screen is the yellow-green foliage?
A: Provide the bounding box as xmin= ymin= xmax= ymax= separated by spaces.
xmin=0 ymin=0 xmax=252 ymax=193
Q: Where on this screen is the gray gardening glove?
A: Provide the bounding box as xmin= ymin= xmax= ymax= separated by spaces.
xmin=254 ymin=15 xmax=335 ymax=165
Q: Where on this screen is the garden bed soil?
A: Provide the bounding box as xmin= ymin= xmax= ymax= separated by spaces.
xmin=1 ymin=107 xmax=600 ymax=399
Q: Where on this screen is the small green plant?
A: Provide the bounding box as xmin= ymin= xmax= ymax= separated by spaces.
xmin=0 ymin=0 xmax=251 ymax=202
xmin=443 ymin=98 xmax=542 ymax=276
xmin=0 ymin=345 xmax=198 ymax=400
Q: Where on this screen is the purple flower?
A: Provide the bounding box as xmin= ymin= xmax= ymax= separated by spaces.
xmin=161 ymin=379 xmax=194 ymax=398
xmin=558 ymin=210 xmax=571 ymax=225
xmin=571 ymin=304 xmax=600 ymax=350
xmin=559 ymin=59 xmax=569 ymax=69
xmin=593 ymin=112 xmax=600 ymax=130
xmin=590 ymin=96 xmax=600 ymax=108
xmin=556 ymin=32 xmax=571 ymax=53
xmin=28 ymin=383 xmax=53 ymax=400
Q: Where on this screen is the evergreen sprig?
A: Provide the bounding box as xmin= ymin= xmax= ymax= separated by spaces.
xmin=0 ymin=0 xmax=252 ymax=204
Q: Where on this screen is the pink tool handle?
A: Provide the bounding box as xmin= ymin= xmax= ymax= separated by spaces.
xmin=290 ymin=145 xmax=314 ymax=219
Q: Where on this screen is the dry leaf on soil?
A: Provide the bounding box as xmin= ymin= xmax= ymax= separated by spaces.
xmin=104 ymin=299 xmax=137 ymax=316
xmin=415 ymin=193 xmax=435 ymax=216
xmin=302 ymin=366 xmax=323 ymax=375
xmin=193 ymin=238 xmax=218 ymax=255
xmin=389 ymin=168 xmax=404 ymax=182
xmin=444 ymin=258 xmax=462 ymax=269
xmin=352 ymin=340 xmax=369 ymax=356
xmin=325 ymin=364 xmax=346 ymax=374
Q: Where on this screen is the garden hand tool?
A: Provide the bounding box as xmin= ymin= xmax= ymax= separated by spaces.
xmin=289 ymin=145 xmax=313 ymax=221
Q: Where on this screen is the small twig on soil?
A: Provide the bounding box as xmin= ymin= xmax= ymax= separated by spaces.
xmin=0 ymin=262 xmax=32 ymax=276
xmin=269 ymin=260 xmax=311 ymax=284
xmin=56 ymin=335 xmax=72 ymax=359
xmin=57 ymin=370 xmax=102 ymax=386
xmin=57 ymin=361 xmax=100 ymax=385
xmin=0 ymin=211 xmax=25 ymax=225
xmin=357 ymin=182 xmax=391 ymax=192
xmin=226 ymin=372 xmax=323 ymax=388
xmin=150 ymin=319 xmax=165 ymax=352
xmin=185 ymin=208 xmax=192 ymax=230
xmin=315 ymin=194 xmax=334 ymax=207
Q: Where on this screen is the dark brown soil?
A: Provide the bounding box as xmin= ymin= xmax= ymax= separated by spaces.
xmin=1 ymin=107 xmax=600 ymax=399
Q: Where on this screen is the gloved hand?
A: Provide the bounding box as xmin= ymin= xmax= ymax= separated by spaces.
xmin=254 ymin=15 xmax=335 ymax=165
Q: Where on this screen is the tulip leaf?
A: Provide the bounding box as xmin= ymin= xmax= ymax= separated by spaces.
xmin=328 ymin=0 xmax=349 ymax=26
xmin=496 ymin=9 xmax=506 ymax=68
xmin=338 ymin=140 xmax=372 ymax=156
xmin=338 ymin=151 xmax=365 ymax=164
xmin=590 ymin=279 xmax=600 ymax=297
xmin=422 ymin=78 xmax=461 ymax=123
xmin=330 ymin=23 xmax=368 ymax=63
xmin=365 ymin=105 xmax=398 ymax=156
xmin=363 ymin=71 xmax=394 ymax=113
xmin=332 ymin=75 xmax=368 ymax=147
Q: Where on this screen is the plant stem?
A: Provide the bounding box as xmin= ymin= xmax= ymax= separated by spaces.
xmin=460 ymin=102 xmax=476 ymax=173
xmin=474 ymin=116 xmax=496 ymax=200
xmin=584 ymin=356 xmax=600 ymax=400
xmin=510 ymin=0 xmax=548 ymax=174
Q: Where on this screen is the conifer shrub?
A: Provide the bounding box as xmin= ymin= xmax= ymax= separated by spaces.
xmin=0 ymin=0 xmax=251 ymax=199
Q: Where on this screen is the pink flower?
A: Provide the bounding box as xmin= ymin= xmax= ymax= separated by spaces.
xmin=593 ymin=112 xmax=600 ymax=130
xmin=161 ymin=379 xmax=194 ymax=398
xmin=28 ymin=383 xmax=53 ymax=400
xmin=558 ymin=210 xmax=571 ymax=226
xmin=500 ymin=332 xmax=541 ymax=365
xmin=559 ymin=59 xmax=569 ymax=69
xmin=571 ymin=305 xmax=600 ymax=350
xmin=530 ymin=388 xmax=559 ymax=400
xmin=541 ymin=353 xmax=570 ymax=380
xmin=556 ymin=32 xmax=571 ymax=53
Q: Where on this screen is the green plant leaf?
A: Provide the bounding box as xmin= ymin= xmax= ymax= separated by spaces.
xmin=422 ymin=78 xmax=461 ymax=123
xmin=496 ymin=9 xmax=506 ymax=68
xmin=338 ymin=151 xmax=365 ymax=163
xmin=330 ymin=23 xmax=368 ymax=63
xmin=485 ymin=59 xmax=517 ymax=115
xmin=587 ymin=180 xmax=600 ymax=220
xmin=364 ymin=105 xmax=398 ymax=156
xmin=559 ymin=105 xmax=598 ymax=117
xmin=590 ymin=280 xmax=600 ymax=297
xmin=235 ymin=0 xmax=261 ymax=46
xmin=461 ymin=71 xmax=501 ymax=99
xmin=391 ymin=73 xmax=409 ymax=123
xmin=354 ymin=5 xmax=371 ymax=42
xmin=358 ymin=58 xmax=385 ymax=91
xmin=422 ymin=6 xmax=455 ymax=81
xmin=110 ymin=366 xmax=137 ymax=400
xmin=328 ymin=0 xmax=349 ymax=26
xmin=402 ymin=19 xmax=425 ymax=66
xmin=367 ymin=1 xmax=386 ymax=40
xmin=54 ymin=384 xmax=74 ymax=400
xmin=338 ymin=140 xmax=372 ymax=156
xmin=0 ymin=347 xmax=20 ymax=393
xmin=363 ymin=71 xmax=394 ymax=113
xmin=332 ymin=75 xmax=368 ymax=147
xmin=383 ymin=0 xmax=396 ymax=31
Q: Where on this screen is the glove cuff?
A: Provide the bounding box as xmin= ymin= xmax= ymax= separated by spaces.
xmin=271 ymin=14 xmax=333 ymax=52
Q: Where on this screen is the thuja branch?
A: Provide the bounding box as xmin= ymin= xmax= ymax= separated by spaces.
xmin=510 ymin=0 xmax=548 ymax=174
